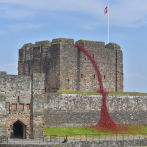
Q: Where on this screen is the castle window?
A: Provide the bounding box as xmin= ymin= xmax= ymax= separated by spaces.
xmin=104 ymin=75 xmax=106 ymax=79
xmin=18 ymin=104 xmax=24 ymax=111
xmin=12 ymin=104 xmax=17 ymax=111
xmin=81 ymin=74 xmax=83 ymax=78
xmin=93 ymin=74 xmax=95 ymax=79
xmin=26 ymin=104 xmax=30 ymax=110
xmin=67 ymin=79 xmax=70 ymax=83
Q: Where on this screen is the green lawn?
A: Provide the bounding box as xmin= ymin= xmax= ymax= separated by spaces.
xmin=58 ymin=90 xmax=147 ymax=96
xmin=44 ymin=125 xmax=147 ymax=137
xmin=44 ymin=127 xmax=113 ymax=137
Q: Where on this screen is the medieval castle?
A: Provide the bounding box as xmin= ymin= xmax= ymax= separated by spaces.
xmin=0 ymin=38 xmax=146 ymax=140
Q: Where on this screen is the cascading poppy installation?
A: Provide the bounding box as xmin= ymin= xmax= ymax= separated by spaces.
xmin=75 ymin=43 xmax=117 ymax=129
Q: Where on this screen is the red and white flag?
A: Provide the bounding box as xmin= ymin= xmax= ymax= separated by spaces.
xmin=104 ymin=6 xmax=108 ymax=14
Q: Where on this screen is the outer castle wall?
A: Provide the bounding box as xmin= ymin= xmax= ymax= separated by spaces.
xmin=44 ymin=94 xmax=147 ymax=126
xmin=0 ymin=71 xmax=146 ymax=138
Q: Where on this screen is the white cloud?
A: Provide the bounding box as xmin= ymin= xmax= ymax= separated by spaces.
xmin=0 ymin=4 xmax=35 ymax=19
xmin=0 ymin=0 xmax=104 ymax=12
xmin=5 ymin=9 xmax=35 ymax=19
xmin=110 ymin=0 xmax=147 ymax=27
xmin=9 ymin=23 xmax=43 ymax=32
xmin=0 ymin=0 xmax=147 ymax=27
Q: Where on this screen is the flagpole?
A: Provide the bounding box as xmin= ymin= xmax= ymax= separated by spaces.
xmin=107 ymin=0 xmax=110 ymax=44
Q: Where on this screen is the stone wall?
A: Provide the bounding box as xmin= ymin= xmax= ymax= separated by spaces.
xmin=76 ymin=40 xmax=123 ymax=92
xmin=0 ymin=72 xmax=31 ymax=103
xmin=44 ymin=94 xmax=147 ymax=126
xmin=106 ymin=43 xmax=123 ymax=91
xmin=0 ymin=139 xmax=147 ymax=147
xmin=0 ymin=94 xmax=7 ymax=136
xmin=0 ymin=71 xmax=32 ymax=138
xmin=58 ymin=39 xmax=79 ymax=91
xmin=0 ymin=72 xmax=45 ymax=138
xmin=45 ymin=41 xmax=60 ymax=92
xmin=0 ymin=71 xmax=145 ymax=138
xmin=31 ymin=73 xmax=45 ymax=138
xmin=18 ymin=41 xmax=51 ymax=76
xmin=50 ymin=38 xmax=123 ymax=92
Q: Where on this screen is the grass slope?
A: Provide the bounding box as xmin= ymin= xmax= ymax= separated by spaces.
xmin=45 ymin=127 xmax=98 ymax=137
xmin=44 ymin=125 xmax=147 ymax=137
xmin=58 ymin=90 xmax=147 ymax=96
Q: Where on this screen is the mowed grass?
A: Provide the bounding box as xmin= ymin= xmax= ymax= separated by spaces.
xmin=44 ymin=125 xmax=147 ymax=137
xmin=58 ymin=90 xmax=147 ymax=96
xmin=44 ymin=127 xmax=100 ymax=137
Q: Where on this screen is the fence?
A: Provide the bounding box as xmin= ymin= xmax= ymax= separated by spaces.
xmin=0 ymin=134 xmax=146 ymax=146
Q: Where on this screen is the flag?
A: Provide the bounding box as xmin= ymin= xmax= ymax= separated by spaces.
xmin=104 ymin=6 xmax=108 ymax=14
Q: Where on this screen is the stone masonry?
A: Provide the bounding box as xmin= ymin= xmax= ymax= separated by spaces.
xmin=44 ymin=94 xmax=147 ymax=126
xmin=0 ymin=72 xmax=45 ymax=138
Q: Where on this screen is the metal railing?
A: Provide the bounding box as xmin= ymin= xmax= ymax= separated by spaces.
xmin=0 ymin=133 xmax=146 ymax=146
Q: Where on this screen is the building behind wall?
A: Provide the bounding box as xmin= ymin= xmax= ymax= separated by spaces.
xmin=18 ymin=38 xmax=123 ymax=92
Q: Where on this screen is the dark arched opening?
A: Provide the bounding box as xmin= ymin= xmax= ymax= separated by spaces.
xmin=11 ymin=121 xmax=26 ymax=139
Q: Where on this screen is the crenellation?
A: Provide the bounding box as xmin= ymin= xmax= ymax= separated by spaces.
xmin=35 ymin=40 xmax=50 ymax=46
xmin=76 ymin=40 xmax=105 ymax=48
xmin=21 ymin=43 xmax=34 ymax=49
xmin=51 ymin=38 xmax=74 ymax=45
xmin=105 ymin=42 xmax=121 ymax=50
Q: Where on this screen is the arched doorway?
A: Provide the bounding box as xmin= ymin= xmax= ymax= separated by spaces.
xmin=12 ymin=120 xmax=26 ymax=139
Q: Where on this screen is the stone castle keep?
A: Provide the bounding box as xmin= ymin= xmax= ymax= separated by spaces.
xmin=0 ymin=38 xmax=146 ymax=139
xmin=18 ymin=38 xmax=123 ymax=92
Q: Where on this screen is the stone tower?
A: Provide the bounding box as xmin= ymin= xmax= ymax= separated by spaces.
xmin=18 ymin=40 xmax=51 ymax=76
xmin=18 ymin=38 xmax=123 ymax=92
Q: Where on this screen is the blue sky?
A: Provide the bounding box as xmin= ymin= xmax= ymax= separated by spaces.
xmin=0 ymin=0 xmax=146 ymax=92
